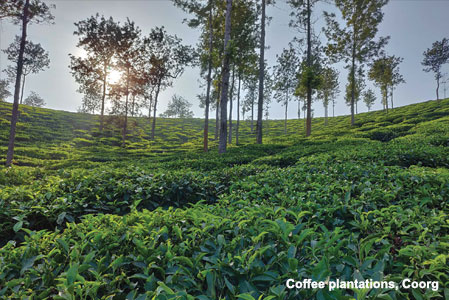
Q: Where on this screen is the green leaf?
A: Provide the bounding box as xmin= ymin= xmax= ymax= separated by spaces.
xmin=66 ymin=264 xmax=79 ymax=286
xmin=13 ymin=221 xmax=23 ymax=232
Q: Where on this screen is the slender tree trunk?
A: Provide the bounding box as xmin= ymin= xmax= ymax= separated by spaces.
xmin=384 ymin=87 xmax=389 ymax=113
xmin=236 ymin=74 xmax=241 ymax=145
xmin=228 ymin=66 xmax=235 ymax=144
xmin=256 ymin=0 xmax=266 ymax=144
xmin=284 ymin=93 xmax=288 ymax=134
xmin=6 ymin=0 xmax=29 ymax=166
xmin=332 ymin=100 xmax=335 ymax=118
xmin=350 ymin=63 xmax=356 ymax=125
xmin=100 ymin=67 xmax=107 ymax=132
xmin=20 ymin=74 xmax=26 ymax=104
xmin=324 ymin=101 xmax=328 ymax=126
xmin=436 ymin=77 xmax=440 ymax=100
xmin=131 ymin=94 xmax=135 ymax=117
xmin=390 ymin=87 xmax=394 ymax=109
xmin=123 ymin=67 xmax=130 ymax=147
xmin=151 ymin=80 xmax=161 ymax=140
xmin=298 ymin=99 xmax=301 ymax=119
xmin=204 ymin=0 xmax=213 ymax=152
xmin=251 ymin=99 xmax=254 ymax=133
xmin=350 ymin=31 xmax=356 ymax=126
xmin=215 ymin=81 xmax=221 ymax=140
xmin=356 ymin=100 xmax=358 ymax=114
xmin=218 ymin=0 xmax=232 ymax=154
xmin=305 ymin=0 xmax=312 ymax=137
xmin=148 ymin=96 xmax=152 ymax=119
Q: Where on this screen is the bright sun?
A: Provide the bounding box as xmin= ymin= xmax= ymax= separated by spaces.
xmin=109 ymin=70 xmax=122 ymax=85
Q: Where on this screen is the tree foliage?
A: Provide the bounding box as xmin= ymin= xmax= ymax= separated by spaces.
xmin=161 ymin=95 xmax=194 ymax=118
xmin=368 ymin=55 xmax=404 ymax=111
xmin=0 ymin=79 xmax=11 ymax=101
xmin=363 ymin=88 xmax=376 ymax=111
xmin=23 ymin=90 xmax=45 ymax=107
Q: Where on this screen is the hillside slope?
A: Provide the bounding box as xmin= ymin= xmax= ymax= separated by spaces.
xmin=0 ymin=99 xmax=448 ymax=299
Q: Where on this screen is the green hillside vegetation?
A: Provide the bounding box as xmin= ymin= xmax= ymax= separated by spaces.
xmin=0 ymin=99 xmax=449 ymax=299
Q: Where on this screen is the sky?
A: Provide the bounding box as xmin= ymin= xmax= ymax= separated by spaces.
xmin=0 ymin=0 xmax=448 ymax=120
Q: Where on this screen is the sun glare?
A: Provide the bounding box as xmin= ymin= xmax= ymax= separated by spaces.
xmin=108 ymin=70 xmax=122 ymax=85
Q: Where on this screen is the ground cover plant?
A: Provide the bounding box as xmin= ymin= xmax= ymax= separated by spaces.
xmin=0 ymin=99 xmax=448 ymax=299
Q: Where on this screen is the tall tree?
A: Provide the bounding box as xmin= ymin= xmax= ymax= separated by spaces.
xmin=363 ymin=88 xmax=376 ymax=111
xmin=4 ymin=0 xmax=54 ymax=166
xmin=256 ymin=0 xmax=267 ymax=144
xmin=218 ymin=0 xmax=233 ymax=153
xmin=3 ymin=36 xmax=50 ymax=104
xmin=144 ymin=26 xmax=193 ymax=141
xmin=317 ymin=66 xmax=339 ymax=125
xmin=114 ymin=19 xmax=143 ymax=147
xmin=172 ymin=0 xmax=215 ymax=151
xmin=273 ymin=45 xmax=300 ymax=133
xmin=324 ymin=0 xmax=389 ymax=125
xmin=368 ymin=55 xmax=404 ymax=111
xmin=422 ymin=38 xmax=449 ymax=101
xmin=288 ymin=0 xmax=320 ymax=136
xmin=70 ymin=14 xmax=121 ymax=132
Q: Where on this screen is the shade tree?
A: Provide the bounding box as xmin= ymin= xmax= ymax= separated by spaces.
xmin=3 ymin=36 xmax=50 ymax=104
xmin=3 ymin=0 xmax=54 ymax=166
xmin=317 ymin=66 xmax=339 ymax=125
xmin=363 ymin=89 xmax=376 ymax=111
xmin=143 ymin=26 xmax=194 ymax=141
xmin=324 ymin=0 xmax=389 ymax=125
xmin=69 ymin=14 xmax=121 ymax=131
xmin=23 ymin=90 xmax=45 ymax=107
xmin=368 ymin=55 xmax=404 ymax=112
xmin=422 ymin=38 xmax=449 ymax=100
xmin=273 ymin=44 xmax=300 ymax=133
xmin=160 ymin=94 xmax=194 ymax=118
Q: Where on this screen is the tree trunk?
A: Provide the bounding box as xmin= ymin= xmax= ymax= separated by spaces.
xmin=100 ymin=66 xmax=107 ymax=132
xmin=436 ymin=77 xmax=440 ymax=100
xmin=284 ymin=93 xmax=288 ymax=134
xmin=384 ymin=86 xmax=389 ymax=113
xmin=151 ymin=80 xmax=161 ymax=140
xmin=20 ymin=74 xmax=26 ymax=104
xmin=215 ymin=81 xmax=221 ymax=140
xmin=236 ymin=74 xmax=241 ymax=145
xmin=256 ymin=0 xmax=265 ymax=144
xmin=228 ymin=66 xmax=235 ymax=144
xmin=6 ymin=0 xmax=29 ymax=167
xmin=390 ymin=87 xmax=394 ymax=109
xmin=251 ymin=99 xmax=254 ymax=133
xmin=350 ymin=30 xmax=356 ymax=126
xmin=123 ymin=66 xmax=130 ymax=147
xmin=297 ymin=99 xmax=301 ymax=119
xmin=305 ymin=0 xmax=312 ymax=137
xmin=324 ymin=102 xmax=328 ymax=126
xmin=332 ymin=100 xmax=335 ymax=118
xmin=204 ymin=0 xmax=213 ymax=152
xmin=350 ymin=62 xmax=356 ymax=126
xmin=148 ymin=95 xmax=152 ymax=119
xmin=218 ymin=0 xmax=232 ymax=154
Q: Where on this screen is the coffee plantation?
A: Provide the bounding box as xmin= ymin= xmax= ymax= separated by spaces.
xmin=0 ymin=99 xmax=448 ymax=299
